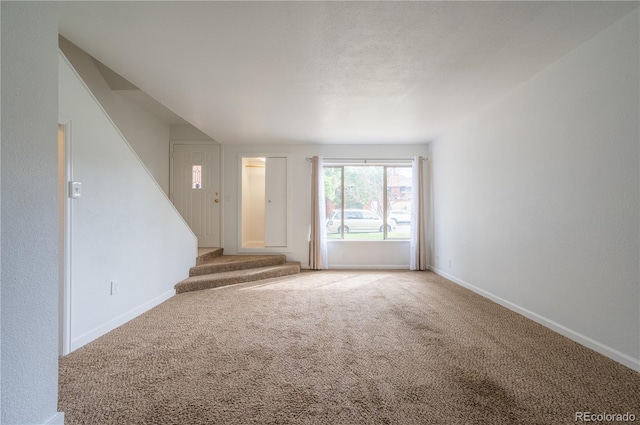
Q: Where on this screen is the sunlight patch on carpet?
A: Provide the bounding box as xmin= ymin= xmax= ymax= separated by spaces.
xmin=240 ymin=272 xmax=394 ymax=292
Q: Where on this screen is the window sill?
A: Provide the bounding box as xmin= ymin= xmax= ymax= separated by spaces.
xmin=327 ymin=239 xmax=409 ymax=243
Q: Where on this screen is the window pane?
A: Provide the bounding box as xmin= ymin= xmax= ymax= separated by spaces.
xmin=386 ymin=167 xmax=412 ymax=239
xmin=324 ymin=167 xmax=343 ymax=239
xmin=344 ymin=166 xmax=384 ymax=240
xmin=192 ymin=165 xmax=202 ymax=189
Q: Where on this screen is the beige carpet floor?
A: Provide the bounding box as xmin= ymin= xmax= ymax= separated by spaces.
xmin=59 ymin=270 xmax=640 ymax=424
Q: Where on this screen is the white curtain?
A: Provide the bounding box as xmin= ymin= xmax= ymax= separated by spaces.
xmin=309 ymin=156 xmax=328 ymax=269
xmin=410 ymin=156 xmax=428 ymax=270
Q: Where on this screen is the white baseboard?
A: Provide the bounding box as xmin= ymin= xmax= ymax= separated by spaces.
xmin=430 ymin=267 xmax=640 ymax=373
xmin=70 ymin=289 xmax=175 ymax=352
xmin=327 ymin=265 xmax=411 ymax=270
xmin=43 ymin=412 xmax=65 ymax=425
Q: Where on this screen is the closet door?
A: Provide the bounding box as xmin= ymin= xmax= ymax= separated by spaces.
xmin=264 ymin=157 xmax=287 ymax=247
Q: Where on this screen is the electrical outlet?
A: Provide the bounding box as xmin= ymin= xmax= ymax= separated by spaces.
xmin=448 ymin=260 xmax=452 ymax=268
xmin=110 ymin=280 xmax=120 ymax=296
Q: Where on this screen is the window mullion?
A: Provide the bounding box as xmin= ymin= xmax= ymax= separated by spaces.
xmin=340 ymin=166 xmax=345 ymax=239
xmin=383 ymin=166 xmax=388 ymax=239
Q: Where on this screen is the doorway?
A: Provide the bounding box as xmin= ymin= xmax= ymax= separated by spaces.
xmin=241 ymin=157 xmax=266 ymax=248
xmin=240 ymin=156 xmax=288 ymax=249
xmin=171 ymin=144 xmax=221 ymax=247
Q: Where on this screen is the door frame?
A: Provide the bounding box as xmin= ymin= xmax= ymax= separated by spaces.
xmin=237 ymin=152 xmax=292 ymax=253
xmin=169 ymin=141 xmax=222 ymax=247
xmin=58 ymin=120 xmax=72 ymax=355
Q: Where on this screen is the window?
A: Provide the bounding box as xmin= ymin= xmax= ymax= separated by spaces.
xmin=192 ymin=165 xmax=202 ymax=189
xmin=324 ymin=164 xmax=413 ymax=240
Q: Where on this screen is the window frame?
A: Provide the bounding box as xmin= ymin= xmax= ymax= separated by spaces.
xmin=323 ymin=162 xmax=412 ymax=241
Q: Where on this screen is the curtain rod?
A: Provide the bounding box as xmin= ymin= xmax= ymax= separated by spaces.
xmin=304 ymin=157 xmax=427 ymax=162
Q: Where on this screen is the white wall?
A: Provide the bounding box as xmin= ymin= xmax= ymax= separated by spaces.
xmin=223 ymin=144 xmax=428 ymax=268
xmin=58 ymin=37 xmax=172 ymax=195
xmin=0 ymin=3 xmax=64 ymax=424
xmin=59 ymin=53 xmax=197 ymax=351
xmin=170 ymin=124 xmax=215 ymax=142
xmin=431 ymin=10 xmax=639 ymax=371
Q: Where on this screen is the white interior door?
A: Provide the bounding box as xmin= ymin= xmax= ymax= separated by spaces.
xmin=264 ymin=157 xmax=287 ymax=247
xmin=172 ymin=144 xmax=221 ymax=247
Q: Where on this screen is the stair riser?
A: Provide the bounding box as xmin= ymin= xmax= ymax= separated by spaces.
xmin=176 ymin=264 xmax=301 ymax=294
xmin=195 ymin=248 xmax=224 ymax=265
xmin=190 ymin=256 xmax=286 ymax=277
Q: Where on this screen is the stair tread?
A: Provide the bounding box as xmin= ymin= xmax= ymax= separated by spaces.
xmin=198 ymin=254 xmax=285 ymax=265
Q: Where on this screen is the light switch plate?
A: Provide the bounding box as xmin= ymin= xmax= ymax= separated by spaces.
xmin=69 ymin=181 xmax=81 ymax=198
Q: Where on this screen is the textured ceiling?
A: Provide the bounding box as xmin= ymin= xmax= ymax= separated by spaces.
xmin=57 ymin=1 xmax=638 ymax=145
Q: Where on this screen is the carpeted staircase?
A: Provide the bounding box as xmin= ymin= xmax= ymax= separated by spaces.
xmin=175 ymin=248 xmax=301 ymax=294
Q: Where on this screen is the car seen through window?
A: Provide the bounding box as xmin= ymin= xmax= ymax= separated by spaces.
xmin=326 ymin=209 xmax=393 ymax=234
